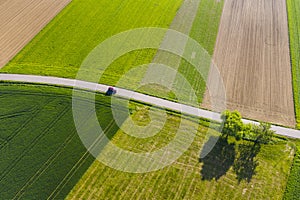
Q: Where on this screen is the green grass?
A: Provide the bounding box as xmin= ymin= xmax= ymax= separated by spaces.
xmin=67 ymin=104 xmax=294 ymax=200
xmin=189 ymin=0 xmax=224 ymax=56
xmin=287 ymin=0 xmax=300 ymax=128
xmin=1 ymin=0 xmax=224 ymax=106
xmin=176 ymin=0 xmax=224 ymax=104
xmin=0 ymin=83 xmax=125 ymax=199
xmin=284 ymin=142 xmax=300 ymax=200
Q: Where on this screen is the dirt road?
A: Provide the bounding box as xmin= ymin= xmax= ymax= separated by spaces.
xmin=0 ymin=0 xmax=71 ymax=67
xmin=203 ymin=0 xmax=296 ymax=127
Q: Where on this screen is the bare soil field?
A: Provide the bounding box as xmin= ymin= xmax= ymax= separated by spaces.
xmin=203 ymin=0 xmax=296 ymax=127
xmin=0 ymin=0 xmax=71 ymax=67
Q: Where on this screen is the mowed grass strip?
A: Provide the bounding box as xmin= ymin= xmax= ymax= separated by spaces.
xmin=176 ymin=0 xmax=224 ymax=104
xmin=0 ymin=83 xmax=124 ymax=199
xmin=127 ymin=0 xmax=225 ymax=105
xmin=1 ymin=0 xmax=183 ymax=78
xmin=67 ymin=103 xmax=294 ymax=200
xmin=189 ymin=0 xmax=224 ymax=56
xmin=287 ymin=0 xmax=300 ymax=128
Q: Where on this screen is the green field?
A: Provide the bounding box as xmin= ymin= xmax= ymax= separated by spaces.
xmin=0 ymin=83 xmax=124 ymax=199
xmin=284 ymin=142 xmax=300 ymax=200
xmin=0 ymin=83 xmax=296 ymax=199
xmin=287 ymin=0 xmax=300 ymax=128
xmin=2 ymin=0 xmax=298 ymax=199
xmin=1 ymin=0 xmax=183 ymax=78
xmin=67 ymin=105 xmax=294 ymax=200
xmin=1 ymin=0 xmax=224 ymax=105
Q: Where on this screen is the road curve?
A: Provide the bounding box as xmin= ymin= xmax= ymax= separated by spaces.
xmin=0 ymin=73 xmax=299 ymax=139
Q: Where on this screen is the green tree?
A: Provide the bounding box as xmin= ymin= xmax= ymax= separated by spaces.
xmin=221 ymin=110 xmax=243 ymax=140
xmin=221 ymin=111 xmax=274 ymax=144
xmin=252 ymin=122 xmax=274 ymax=145
xmin=239 ymin=123 xmax=253 ymax=140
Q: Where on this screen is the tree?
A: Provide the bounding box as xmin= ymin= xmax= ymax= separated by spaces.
xmin=239 ymin=123 xmax=254 ymax=140
xmin=221 ymin=110 xmax=243 ymax=140
xmin=220 ymin=110 xmax=274 ymax=144
xmin=252 ymin=122 xmax=274 ymax=145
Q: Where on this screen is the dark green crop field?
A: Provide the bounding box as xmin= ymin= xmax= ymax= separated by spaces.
xmin=0 ymin=83 xmax=123 ymax=199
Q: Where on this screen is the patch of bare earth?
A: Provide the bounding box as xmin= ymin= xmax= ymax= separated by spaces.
xmin=0 ymin=0 xmax=71 ymax=68
xmin=202 ymin=0 xmax=295 ymax=127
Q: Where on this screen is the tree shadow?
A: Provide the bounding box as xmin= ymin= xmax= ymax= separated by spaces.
xmin=199 ymin=136 xmax=236 ymax=180
xmin=233 ymin=143 xmax=260 ymax=183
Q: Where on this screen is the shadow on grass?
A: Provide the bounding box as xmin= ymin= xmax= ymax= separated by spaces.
xmin=233 ymin=143 xmax=260 ymax=183
xmin=199 ymin=136 xmax=236 ymax=181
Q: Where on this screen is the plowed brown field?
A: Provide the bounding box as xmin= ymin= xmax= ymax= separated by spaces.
xmin=203 ymin=0 xmax=296 ymax=127
xmin=0 ymin=0 xmax=71 ymax=67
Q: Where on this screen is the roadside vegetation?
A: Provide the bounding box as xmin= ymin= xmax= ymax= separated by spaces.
xmin=220 ymin=110 xmax=274 ymax=144
xmin=287 ymin=0 xmax=300 ymax=128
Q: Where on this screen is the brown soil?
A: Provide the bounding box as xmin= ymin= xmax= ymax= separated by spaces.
xmin=0 ymin=0 xmax=71 ymax=68
xmin=202 ymin=0 xmax=296 ymax=127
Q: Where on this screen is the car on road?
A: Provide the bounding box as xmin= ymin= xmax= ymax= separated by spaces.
xmin=105 ymin=87 xmax=117 ymax=96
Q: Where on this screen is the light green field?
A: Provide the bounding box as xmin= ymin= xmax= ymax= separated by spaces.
xmin=1 ymin=0 xmax=182 ymax=78
xmin=67 ymin=104 xmax=294 ymax=200
xmin=1 ymin=0 xmax=224 ymax=105
xmin=0 ymin=83 xmax=123 ymax=199
xmin=287 ymin=0 xmax=300 ymax=128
